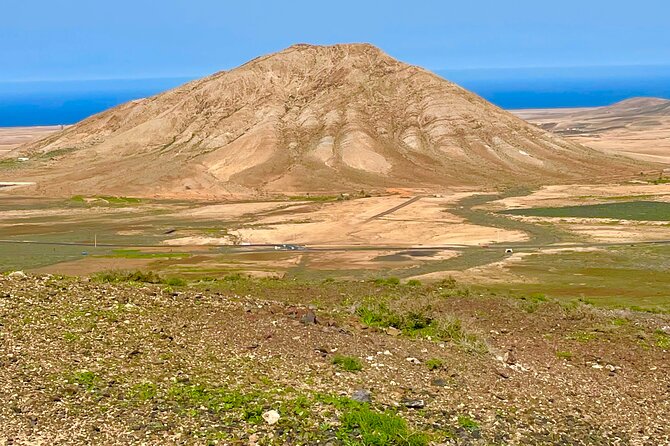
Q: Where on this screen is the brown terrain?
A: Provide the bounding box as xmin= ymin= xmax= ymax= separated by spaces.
xmin=3 ymin=44 xmax=648 ymax=199
xmin=514 ymin=97 xmax=670 ymax=164
xmin=1 ymin=274 xmax=668 ymax=445
xmin=1 ymin=45 xmax=670 ymax=446
xmin=0 ymin=126 xmax=59 ymax=154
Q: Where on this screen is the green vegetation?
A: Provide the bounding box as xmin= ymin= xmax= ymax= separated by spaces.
xmin=94 ymin=270 xmax=163 ymax=284
xmin=339 ymin=405 xmax=429 ymax=446
xmin=120 ymin=379 xmax=433 ymax=444
xmin=167 ymin=383 xmax=264 ymax=418
xmin=425 ymin=358 xmax=444 ymax=370
xmin=516 ymin=293 xmax=549 ymax=313
xmin=356 ymin=302 xmax=487 ymax=353
xmin=93 ymin=270 xmax=187 ymax=287
xmin=488 ymin=245 xmax=670 ymax=313
xmin=610 ymin=317 xmax=629 ymax=326
xmin=39 ymin=147 xmax=76 ymax=160
xmin=374 ymin=277 xmax=401 ymax=286
xmin=0 ymin=158 xmax=21 ymax=169
xmin=67 ymin=371 xmax=99 ymax=391
xmin=457 ymin=415 xmax=480 ymax=432
xmin=106 ymin=249 xmax=190 ymax=259
xmin=332 ymin=355 xmax=363 ymax=372
xmin=70 ymin=195 xmax=142 ymax=205
xmin=656 ymin=331 xmax=670 ymax=349
xmin=556 ymin=350 xmax=573 ymax=360
xmin=500 ymin=201 xmax=670 ymax=221
xmin=568 ymin=331 xmax=597 ymax=343
xmin=128 ymin=382 xmax=158 ymax=401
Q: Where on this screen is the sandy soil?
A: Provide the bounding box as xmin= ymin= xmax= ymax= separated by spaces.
xmin=0 ymin=126 xmax=60 ymax=154
xmin=164 ymin=195 xmax=527 ymax=247
xmin=30 ymin=258 xmax=152 ymax=276
xmin=410 ymin=247 xmax=603 ymax=283
xmin=530 ymin=217 xmax=670 ymax=243
xmin=514 ymin=100 xmax=670 ymax=164
xmin=489 ymin=183 xmax=670 ymax=209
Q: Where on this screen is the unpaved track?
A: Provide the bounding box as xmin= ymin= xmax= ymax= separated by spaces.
xmin=365 ymin=196 xmax=423 ymax=221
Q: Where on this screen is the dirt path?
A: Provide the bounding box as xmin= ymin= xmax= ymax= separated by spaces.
xmin=365 ymin=196 xmax=423 ymax=221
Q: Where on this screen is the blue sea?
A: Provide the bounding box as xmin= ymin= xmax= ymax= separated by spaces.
xmin=1 ymin=66 xmax=669 ymax=127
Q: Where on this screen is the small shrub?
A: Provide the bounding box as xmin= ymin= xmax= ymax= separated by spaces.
xmin=556 ymin=350 xmax=573 ymax=360
xmin=568 ymin=331 xmax=597 ymax=343
xmin=68 ymin=370 xmax=99 ymax=391
xmin=457 ymin=415 xmax=480 ymax=432
xmin=425 ymin=358 xmax=443 ymax=370
xmin=164 ymin=277 xmax=186 ymax=287
xmin=373 ymin=277 xmax=400 ymax=286
xmin=63 ymin=331 xmax=79 ymax=342
xmin=93 ymin=270 xmax=162 ymax=284
xmin=611 ymin=317 xmax=629 ymax=326
xmin=406 ymin=279 xmax=422 ymax=287
xmin=655 ymin=331 xmax=670 ymax=349
xmin=332 ymin=355 xmax=363 ymax=372
xmin=435 ymin=276 xmax=458 ymax=289
xmin=339 ymin=406 xmax=428 ymax=446
xmin=128 ymin=382 xmax=158 ymax=401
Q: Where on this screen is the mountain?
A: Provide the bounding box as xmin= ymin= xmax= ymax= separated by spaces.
xmin=514 ymin=97 xmax=670 ymax=164
xmin=517 ymin=97 xmax=670 ymax=133
xmin=12 ymin=44 xmax=647 ymax=198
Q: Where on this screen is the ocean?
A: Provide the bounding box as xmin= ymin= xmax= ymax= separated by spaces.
xmin=1 ymin=66 xmax=669 ymax=127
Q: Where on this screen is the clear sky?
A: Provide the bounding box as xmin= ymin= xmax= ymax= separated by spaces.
xmin=2 ymin=0 xmax=669 ymax=82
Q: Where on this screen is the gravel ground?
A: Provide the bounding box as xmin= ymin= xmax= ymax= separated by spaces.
xmin=1 ymin=274 xmax=668 ymax=445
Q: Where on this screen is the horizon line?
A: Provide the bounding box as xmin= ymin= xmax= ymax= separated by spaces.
xmin=2 ymin=63 xmax=670 ymax=84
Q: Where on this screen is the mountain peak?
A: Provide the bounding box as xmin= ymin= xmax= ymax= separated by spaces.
xmin=14 ymin=44 xmax=645 ymax=198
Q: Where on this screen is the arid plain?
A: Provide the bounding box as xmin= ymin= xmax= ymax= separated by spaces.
xmin=1 ymin=45 xmax=670 ymax=445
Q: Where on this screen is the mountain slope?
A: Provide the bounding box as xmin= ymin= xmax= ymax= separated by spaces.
xmin=514 ymin=97 xmax=670 ymax=164
xmin=14 ymin=44 xmax=646 ymax=198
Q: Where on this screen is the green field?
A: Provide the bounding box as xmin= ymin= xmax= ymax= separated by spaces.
xmin=500 ymin=200 xmax=670 ymax=221
xmin=484 ymin=244 xmax=670 ymax=313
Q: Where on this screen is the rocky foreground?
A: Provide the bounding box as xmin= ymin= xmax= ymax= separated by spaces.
xmin=0 ymin=273 xmax=669 ymax=445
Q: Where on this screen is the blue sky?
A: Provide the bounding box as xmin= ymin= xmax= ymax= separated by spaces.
xmin=2 ymin=0 xmax=670 ymax=82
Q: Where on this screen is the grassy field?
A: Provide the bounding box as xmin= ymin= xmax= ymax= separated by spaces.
xmin=500 ymin=200 xmax=670 ymax=221
xmin=485 ymin=244 xmax=670 ymax=313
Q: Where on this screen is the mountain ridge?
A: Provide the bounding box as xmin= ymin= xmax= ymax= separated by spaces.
xmin=12 ymin=43 xmax=647 ymax=198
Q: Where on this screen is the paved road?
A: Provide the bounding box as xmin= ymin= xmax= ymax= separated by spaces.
xmin=1 ymin=238 xmax=669 ymax=252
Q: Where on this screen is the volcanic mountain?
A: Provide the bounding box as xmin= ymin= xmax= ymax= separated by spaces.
xmin=14 ymin=44 xmax=646 ymax=198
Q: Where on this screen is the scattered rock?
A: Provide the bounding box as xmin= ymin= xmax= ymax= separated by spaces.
xmin=352 ymin=389 xmax=372 ymax=403
xmin=431 ymin=378 xmax=448 ymax=387
xmin=262 ymin=409 xmax=280 ymax=425
xmin=503 ymin=350 xmax=517 ymax=365
xmin=496 ymin=369 xmax=510 ymax=379
xmin=386 ymin=327 xmax=401 ymax=336
xmin=300 ymin=310 xmax=317 ymax=325
xmin=401 ymin=398 xmax=425 ymax=409
xmin=315 ymin=347 xmax=328 ymax=357
xmin=8 ymin=271 xmax=27 ymax=280
xmin=406 ymin=357 xmax=421 ymax=365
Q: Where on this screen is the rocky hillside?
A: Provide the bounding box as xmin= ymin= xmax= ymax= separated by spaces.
xmin=1 ymin=273 xmax=669 ymax=444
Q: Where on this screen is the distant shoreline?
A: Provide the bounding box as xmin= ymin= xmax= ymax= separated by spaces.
xmin=1 ymin=67 xmax=669 ymax=126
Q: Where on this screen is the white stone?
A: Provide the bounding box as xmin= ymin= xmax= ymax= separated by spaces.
xmin=262 ymin=409 xmax=280 ymax=425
